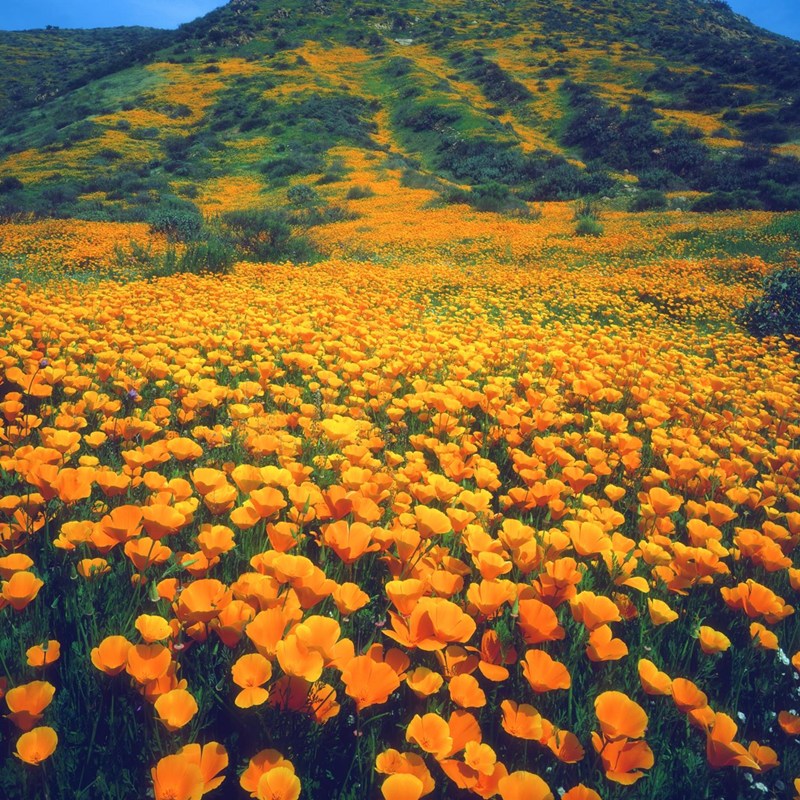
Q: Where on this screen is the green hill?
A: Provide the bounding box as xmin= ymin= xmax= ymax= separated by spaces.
xmin=1 ymin=0 xmax=799 ymax=223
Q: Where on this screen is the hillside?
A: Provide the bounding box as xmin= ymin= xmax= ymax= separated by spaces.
xmin=0 ymin=0 xmax=799 ymax=227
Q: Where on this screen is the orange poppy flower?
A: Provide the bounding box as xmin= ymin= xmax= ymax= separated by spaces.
xmin=25 ymin=640 xmax=60 ymax=667
xmin=176 ymin=579 xmax=231 ymax=624
xmin=374 ymin=749 xmax=435 ymax=795
xmin=99 ymin=505 xmax=143 ymax=544
xmin=595 ymin=691 xmax=648 ymax=739
xmin=196 ymin=524 xmax=236 ymax=558
xmin=646 ymin=487 xmax=683 ymax=516
xmin=255 ymin=766 xmax=301 ymax=800
xmin=517 ymin=598 xmax=565 ymax=644
xmin=570 ymin=591 xmax=621 ymax=630
xmin=151 ymin=753 xmax=204 ymax=800
xmin=126 ymin=643 xmax=172 ymax=684
xmin=331 ymin=582 xmax=370 ymax=616
xmin=500 ymin=699 xmax=544 ymax=741
xmin=561 ymin=785 xmax=601 ymax=800
xmin=239 ymin=750 xmax=295 ymax=796
xmin=750 ymin=622 xmax=780 ymax=650
xmin=697 ymin=626 xmax=731 ymax=654
xmin=448 ymin=673 xmax=486 ymax=709
xmin=566 ymin=521 xmax=611 ymax=557
xmin=647 ymin=598 xmax=678 ymax=625
xmin=15 ymin=726 xmax=58 ymax=765
xmin=406 ymin=713 xmax=453 ymax=760
xmin=475 ymin=630 xmax=516 ymax=682
xmin=232 ymin=653 xmax=272 ymax=708
xmin=591 ymin=734 xmax=654 ymax=784
xmin=778 ymin=710 xmax=800 ymax=736
xmin=176 ymin=742 xmax=228 ymax=794
xmin=405 ymin=667 xmax=443 ymax=699
xmin=142 ymin=504 xmax=187 ymax=539
xmin=546 ymin=730 xmax=585 ymax=763
xmin=414 ymin=505 xmax=451 ymax=538
xmin=154 ymin=688 xmax=198 ymax=731
xmin=341 ymin=654 xmax=401 ymax=711
xmin=124 ymin=537 xmax=172 ymax=572
xmin=671 ymin=678 xmax=708 ymax=713
xmin=275 ymin=634 xmax=325 ymax=683
xmin=521 ymin=650 xmax=571 ymax=692
xmin=91 ymin=635 xmax=132 ymax=676
xmin=0 ymin=552 xmax=33 ymax=579
xmin=380 ymin=773 xmax=425 ymax=800
xmin=77 ymin=558 xmax=110 ymax=579
xmin=497 ymin=771 xmax=553 ymax=800
xmin=705 ymin=713 xmax=759 ymax=769
xmin=5 ymin=681 xmax=56 ymax=730
xmin=1 ymin=570 xmax=44 ymax=611
xmin=386 ymin=578 xmax=427 ymax=617
xmin=135 ymin=614 xmax=173 ymax=643
xmin=322 ymin=520 xmax=381 ymax=564
xmin=586 ymin=624 xmax=628 ymax=662
xmin=445 ymin=709 xmax=482 ymax=758
xmin=52 ymin=466 xmax=94 ymax=503
xmin=747 ymin=742 xmax=779 ymax=772
xmin=638 ymin=659 xmax=672 ymax=696
xmin=720 ymin=580 xmax=794 ymax=624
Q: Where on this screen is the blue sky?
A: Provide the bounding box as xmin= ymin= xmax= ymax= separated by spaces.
xmin=0 ymin=0 xmax=798 ymax=40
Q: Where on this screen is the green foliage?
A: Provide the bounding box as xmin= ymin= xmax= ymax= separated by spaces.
xmin=450 ymin=49 xmax=534 ymax=108
xmin=286 ymin=184 xmax=321 ymax=207
xmin=260 ymin=151 xmax=326 ymax=180
xmin=628 ymin=189 xmax=669 ymax=212
xmin=574 ymin=198 xmax=604 ymax=236
xmin=690 ymin=191 xmax=764 ymax=212
xmin=146 ymin=201 xmax=204 ymax=241
xmin=345 ymin=185 xmax=375 ymax=200
xmin=736 ymin=267 xmax=800 ymax=342
xmin=0 ymin=176 xmax=24 ymax=193
xmin=144 ymin=237 xmax=236 ymax=279
xmin=218 ymin=208 xmax=321 ymax=263
xmin=441 ymin=181 xmax=532 ymax=216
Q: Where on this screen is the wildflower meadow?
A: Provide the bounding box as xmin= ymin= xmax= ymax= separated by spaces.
xmin=0 ymin=185 xmax=799 ymax=800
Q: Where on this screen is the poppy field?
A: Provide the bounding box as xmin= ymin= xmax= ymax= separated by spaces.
xmin=0 ymin=199 xmax=799 ymax=800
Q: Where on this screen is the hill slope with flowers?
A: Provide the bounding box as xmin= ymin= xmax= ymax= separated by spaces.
xmin=1 ymin=2 xmax=800 ymax=800
xmin=1 ymin=0 xmax=800 ymax=223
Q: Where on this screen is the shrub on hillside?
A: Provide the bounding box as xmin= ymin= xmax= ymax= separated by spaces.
xmin=219 ymin=209 xmax=320 ymax=263
xmin=690 ymin=191 xmax=764 ymax=212
xmin=147 ymin=202 xmax=204 ymax=241
xmin=737 ymin=267 xmax=800 ymax=342
xmin=628 ymin=190 xmax=668 ymax=212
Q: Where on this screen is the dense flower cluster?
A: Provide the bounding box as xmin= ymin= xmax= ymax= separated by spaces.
xmin=0 ymin=232 xmax=798 ymax=797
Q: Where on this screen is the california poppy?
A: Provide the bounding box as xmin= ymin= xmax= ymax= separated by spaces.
xmin=1 ymin=570 xmax=44 ymax=611
xmin=406 ymin=713 xmax=453 ymax=760
xmin=255 ymin=766 xmax=301 ymax=800
xmin=380 ymin=773 xmax=425 ymax=800
xmin=497 ymin=771 xmax=553 ymax=800
xmin=176 ymin=741 xmax=228 ymax=794
xmin=15 ymin=726 xmax=58 ymax=765
xmin=5 ymin=681 xmax=56 ymax=730
xmin=151 ymin=753 xmax=204 ymax=800
xmin=25 ymin=640 xmax=60 ymax=667
xmin=232 ymin=653 xmax=272 ymax=708
xmin=154 ymin=689 xmax=198 ymax=732
xmin=340 ymin=654 xmax=400 ymax=711
xmin=595 ymin=691 xmax=648 ymax=739
xmin=521 ymin=650 xmax=571 ymax=692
